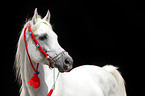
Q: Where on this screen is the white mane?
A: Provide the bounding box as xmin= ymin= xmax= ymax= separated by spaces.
xmin=15 ymin=20 xmax=29 ymax=85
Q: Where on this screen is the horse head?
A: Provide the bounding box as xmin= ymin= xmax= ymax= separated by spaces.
xmin=26 ymin=8 xmax=73 ymax=72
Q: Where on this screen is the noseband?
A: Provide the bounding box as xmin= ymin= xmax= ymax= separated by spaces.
xmin=23 ymin=22 xmax=62 ymax=89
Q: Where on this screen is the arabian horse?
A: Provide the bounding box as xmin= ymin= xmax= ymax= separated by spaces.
xmin=15 ymin=8 xmax=126 ymax=96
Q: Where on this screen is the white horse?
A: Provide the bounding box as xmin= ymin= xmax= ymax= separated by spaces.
xmin=15 ymin=8 xmax=127 ymax=96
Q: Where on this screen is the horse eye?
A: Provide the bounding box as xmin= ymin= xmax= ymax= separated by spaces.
xmin=39 ymin=34 xmax=47 ymax=41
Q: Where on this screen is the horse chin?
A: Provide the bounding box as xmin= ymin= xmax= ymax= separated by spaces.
xmin=57 ymin=68 xmax=71 ymax=73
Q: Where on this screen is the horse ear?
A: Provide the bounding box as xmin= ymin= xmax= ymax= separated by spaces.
xmin=43 ymin=10 xmax=50 ymax=22
xmin=32 ymin=8 xmax=38 ymax=25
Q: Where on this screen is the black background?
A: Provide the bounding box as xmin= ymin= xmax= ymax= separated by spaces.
xmin=2 ymin=0 xmax=144 ymax=96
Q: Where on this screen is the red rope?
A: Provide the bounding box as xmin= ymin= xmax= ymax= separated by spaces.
xmin=24 ymin=22 xmax=40 ymax=88
xmin=24 ymin=22 xmax=38 ymax=72
xmin=47 ymin=89 xmax=54 ymax=96
xmin=24 ymin=22 xmax=55 ymax=94
xmin=24 ymin=22 xmax=52 ymax=72
xmin=28 ymin=23 xmax=50 ymax=60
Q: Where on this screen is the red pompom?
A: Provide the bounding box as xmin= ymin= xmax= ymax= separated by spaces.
xmin=28 ymin=72 xmax=40 ymax=88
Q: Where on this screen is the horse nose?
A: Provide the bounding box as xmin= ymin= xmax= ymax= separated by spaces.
xmin=65 ymin=58 xmax=70 ymax=64
xmin=63 ymin=58 xmax=73 ymax=71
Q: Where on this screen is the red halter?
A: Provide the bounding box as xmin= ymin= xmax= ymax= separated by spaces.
xmin=24 ymin=22 xmax=54 ymax=69
xmin=23 ymin=22 xmax=53 ymax=88
xmin=23 ymin=22 xmax=59 ymax=96
xmin=24 ymin=22 xmax=51 ymax=60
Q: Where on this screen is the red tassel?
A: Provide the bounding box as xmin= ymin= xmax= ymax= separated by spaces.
xmin=47 ymin=89 xmax=54 ymax=96
xmin=28 ymin=72 xmax=40 ymax=88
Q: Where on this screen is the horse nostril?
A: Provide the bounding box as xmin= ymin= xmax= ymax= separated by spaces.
xmin=65 ymin=58 xmax=70 ymax=64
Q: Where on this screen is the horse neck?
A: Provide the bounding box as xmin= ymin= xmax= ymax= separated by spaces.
xmin=22 ymin=50 xmax=55 ymax=95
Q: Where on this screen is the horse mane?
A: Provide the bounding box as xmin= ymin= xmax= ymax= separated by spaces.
xmin=14 ymin=20 xmax=29 ymax=86
xmin=14 ymin=15 xmax=43 ymax=86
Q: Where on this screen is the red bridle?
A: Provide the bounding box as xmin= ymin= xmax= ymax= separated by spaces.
xmin=24 ymin=22 xmax=54 ymax=69
xmin=23 ymin=22 xmax=63 ymax=96
xmin=24 ymin=22 xmax=53 ymax=88
xmin=24 ymin=22 xmax=51 ymax=60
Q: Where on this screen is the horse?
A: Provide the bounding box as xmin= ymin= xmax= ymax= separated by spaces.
xmin=15 ymin=8 xmax=127 ymax=96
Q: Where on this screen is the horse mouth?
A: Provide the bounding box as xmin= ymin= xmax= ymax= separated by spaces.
xmin=53 ymin=62 xmax=73 ymax=73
